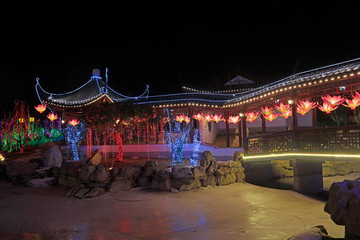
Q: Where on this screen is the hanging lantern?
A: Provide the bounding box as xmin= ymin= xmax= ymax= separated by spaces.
xmin=275 ymin=103 xmax=292 ymax=119
xmin=212 ymin=114 xmax=224 ymax=123
xmin=245 ymin=112 xmax=260 ymax=123
xmin=192 ymin=113 xmax=203 ymax=121
xmin=18 ymin=118 xmax=24 ymax=123
xmin=204 ymin=114 xmax=212 ymax=122
xmin=342 ymin=92 xmax=360 ymax=110
xmin=280 ymin=110 xmax=292 ymax=119
xmin=318 ymin=102 xmax=338 ymax=114
xmin=29 ymin=117 xmax=35 ymax=122
xmin=263 ymin=113 xmax=279 ymax=122
xmin=342 ymin=98 xmax=360 ymax=110
xmin=321 ymin=95 xmax=345 ymax=106
xmin=184 ymin=116 xmax=191 ymax=124
xmin=68 ymin=119 xmax=80 ymax=127
xmin=260 ymin=106 xmax=274 ymax=115
xmin=47 ymin=113 xmax=58 ymax=122
xmin=35 ymin=104 xmax=46 ymax=113
xmin=297 ymin=100 xmax=317 ymax=115
xmin=228 ymin=115 xmax=241 ymax=124
xmin=175 ymin=115 xmax=186 ymax=123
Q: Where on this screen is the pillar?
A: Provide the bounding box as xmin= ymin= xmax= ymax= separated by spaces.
xmin=291 ymin=160 xmax=324 ymax=194
xmin=225 ymin=111 xmax=230 ymax=148
xmin=261 ymin=115 xmax=266 ymax=133
xmin=312 ymin=107 xmax=318 ymax=128
xmin=238 ymin=120 xmax=242 ymax=148
xmin=242 ymin=117 xmax=248 ymax=153
xmin=291 ymin=98 xmax=299 ymax=150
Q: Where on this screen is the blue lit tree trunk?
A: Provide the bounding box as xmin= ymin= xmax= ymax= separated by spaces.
xmin=65 ymin=121 xmax=85 ymax=161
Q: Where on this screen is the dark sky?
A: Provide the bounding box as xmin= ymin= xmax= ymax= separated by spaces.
xmin=2 ymin=2 xmax=360 ymax=111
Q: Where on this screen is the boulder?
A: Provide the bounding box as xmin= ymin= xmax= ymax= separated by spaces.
xmin=89 ymin=164 xmax=109 ymax=183
xmin=42 ymin=144 xmax=63 ymax=168
xmin=27 ymin=177 xmax=56 ymax=187
xmin=324 ymin=178 xmax=360 ymax=238
xmin=151 ymin=169 xmax=172 ymax=191
xmin=86 ymin=149 xmax=103 ymax=165
xmin=233 ymin=151 xmax=244 ymax=163
xmin=200 ymin=151 xmax=218 ymax=175
xmin=171 ymin=167 xmax=201 ymax=191
xmin=109 ymin=177 xmax=133 ymax=192
xmin=287 ymin=225 xmax=333 ymax=240
xmin=83 ymin=187 xmax=106 ymax=198
xmin=6 ymin=161 xmax=38 ymax=184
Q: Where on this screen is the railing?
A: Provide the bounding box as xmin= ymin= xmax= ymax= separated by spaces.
xmin=246 ymin=125 xmax=360 ymax=155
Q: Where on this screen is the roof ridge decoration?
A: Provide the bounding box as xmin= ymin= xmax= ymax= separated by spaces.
xmin=35 ymin=68 xmax=150 ymax=107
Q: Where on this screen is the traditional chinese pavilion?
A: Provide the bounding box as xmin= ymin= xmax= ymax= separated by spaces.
xmin=36 ymin=58 xmax=360 ymax=154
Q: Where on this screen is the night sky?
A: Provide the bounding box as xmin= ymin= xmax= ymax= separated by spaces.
xmin=1 ymin=2 xmax=360 ymax=112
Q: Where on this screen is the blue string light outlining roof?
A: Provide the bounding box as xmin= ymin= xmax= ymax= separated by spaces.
xmin=35 ymin=68 xmax=149 ymax=108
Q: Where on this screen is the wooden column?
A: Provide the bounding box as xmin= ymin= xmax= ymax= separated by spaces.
xmin=238 ymin=120 xmax=242 ymax=148
xmin=312 ymin=105 xmax=318 ymax=128
xmin=225 ymin=111 xmax=230 ymax=148
xmin=242 ymin=116 xmax=248 ymax=153
xmin=261 ymin=114 xmax=266 ymax=133
xmin=292 ymin=98 xmax=299 ymax=150
xmin=188 ymin=107 xmax=194 ymax=143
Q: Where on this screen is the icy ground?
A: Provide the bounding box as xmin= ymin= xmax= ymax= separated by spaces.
xmin=0 ymin=179 xmax=346 ymax=240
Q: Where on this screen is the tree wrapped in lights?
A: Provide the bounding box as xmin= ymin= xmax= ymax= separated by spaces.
xmin=65 ymin=120 xmax=85 ymax=161
xmin=165 ymin=111 xmax=190 ymax=165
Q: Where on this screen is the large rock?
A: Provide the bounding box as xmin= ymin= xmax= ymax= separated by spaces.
xmin=58 ymin=161 xmax=82 ymax=188
xmin=109 ymin=177 xmax=133 ymax=192
xmin=200 ymin=151 xmax=218 ymax=175
xmin=171 ymin=166 xmax=201 ymax=191
xmin=6 ymin=161 xmax=38 ymax=184
xmin=324 ymin=178 xmax=360 ymax=238
xmin=287 ymin=225 xmax=333 ymax=240
xmin=42 ymin=143 xmax=63 ymax=168
xmin=138 ymin=161 xmax=159 ymax=187
xmin=86 ymin=149 xmax=103 ymax=165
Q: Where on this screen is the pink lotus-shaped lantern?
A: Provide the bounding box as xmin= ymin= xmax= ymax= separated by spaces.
xmin=318 ymin=102 xmax=338 ymax=114
xmin=192 ymin=113 xmax=203 ymax=121
xmin=260 ymin=106 xmax=274 ymax=115
xmin=47 ymin=113 xmax=58 ymax=122
xmin=297 ymin=100 xmax=317 ymax=116
xmin=175 ymin=115 xmax=186 ymax=123
xmin=342 ymin=91 xmax=360 ymax=110
xmin=245 ymin=112 xmax=260 ymax=123
xmin=275 ymin=103 xmax=292 ymax=119
xmin=68 ymin=119 xmax=80 ymax=126
xmin=212 ymin=114 xmax=224 ymax=123
xmin=35 ymin=104 xmax=46 ymax=113
xmin=228 ymin=115 xmax=241 ymax=124
xmin=184 ymin=116 xmax=191 ymax=124
xmin=204 ymin=114 xmax=212 ymax=122
xmin=263 ymin=113 xmax=278 ymax=122
xmin=321 ymin=95 xmax=345 ymax=106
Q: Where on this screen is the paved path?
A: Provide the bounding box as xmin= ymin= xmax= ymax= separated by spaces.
xmin=0 ymin=182 xmax=344 ymax=239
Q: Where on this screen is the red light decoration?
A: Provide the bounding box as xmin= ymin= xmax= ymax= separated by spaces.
xmin=204 ymin=114 xmax=212 ymax=122
xmin=35 ymin=104 xmax=46 ymax=113
xmin=342 ymin=91 xmax=360 ymax=110
xmin=245 ymin=112 xmax=260 ymax=123
xmin=275 ymin=103 xmax=292 ymax=119
xmin=318 ymin=102 xmax=338 ymax=114
xmin=212 ymin=114 xmax=224 ymax=123
xmin=175 ymin=115 xmax=185 ymax=123
xmin=47 ymin=113 xmax=58 ymax=122
xmin=297 ymin=100 xmax=317 ymax=116
xmin=228 ymin=115 xmax=241 ymax=124
xmin=192 ymin=113 xmax=203 ymax=121
xmin=260 ymin=106 xmax=273 ymax=115
xmin=263 ymin=113 xmax=279 ymax=122
xmin=184 ymin=116 xmax=191 ymax=124
xmin=68 ymin=119 xmax=80 ymax=126
xmin=321 ymin=95 xmax=345 ymax=106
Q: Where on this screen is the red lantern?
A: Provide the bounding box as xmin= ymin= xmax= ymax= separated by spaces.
xmin=321 ymin=95 xmax=345 ymax=106
xmin=228 ymin=115 xmax=241 ymax=124
xmin=35 ymin=104 xmax=46 ymax=113
xmin=192 ymin=113 xmax=203 ymax=121
xmin=318 ymin=102 xmax=338 ymax=114
xmin=297 ymin=100 xmax=317 ymax=115
xmin=47 ymin=113 xmax=58 ymax=122
xmin=68 ymin=119 xmax=80 ymax=126
xmin=245 ymin=112 xmax=260 ymax=123
xmin=263 ymin=113 xmax=279 ymax=122
xmin=260 ymin=106 xmax=273 ymax=115
xmin=212 ymin=114 xmax=224 ymax=123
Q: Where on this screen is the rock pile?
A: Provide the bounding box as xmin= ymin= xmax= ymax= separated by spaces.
xmin=63 ymin=151 xmax=245 ymax=198
xmin=324 ymin=178 xmax=360 ymax=238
